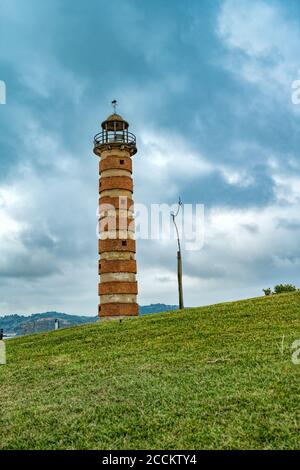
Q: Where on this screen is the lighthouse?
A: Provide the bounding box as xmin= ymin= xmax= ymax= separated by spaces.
xmin=93 ymin=103 xmax=138 ymax=320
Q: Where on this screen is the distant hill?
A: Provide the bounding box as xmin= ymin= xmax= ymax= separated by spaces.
xmin=139 ymin=304 xmax=177 ymax=315
xmin=1 ymin=293 xmax=299 ymax=449
xmin=0 ymin=304 xmax=178 ymax=336
xmin=0 ymin=312 xmax=96 ymax=337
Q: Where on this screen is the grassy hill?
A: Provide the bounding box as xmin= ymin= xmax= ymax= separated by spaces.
xmin=1 ymin=293 xmax=300 ymax=450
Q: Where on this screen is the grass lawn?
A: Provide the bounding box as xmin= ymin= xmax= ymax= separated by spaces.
xmin=0 ymin=292 xmax=300 ymax=450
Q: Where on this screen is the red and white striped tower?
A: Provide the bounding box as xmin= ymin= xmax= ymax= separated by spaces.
xmin=93 ymin=105 xmax=138 ymax=320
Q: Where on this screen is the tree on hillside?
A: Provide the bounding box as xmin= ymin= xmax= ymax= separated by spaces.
xmin=274 ymin=284 xmax=297 ymax=294
xmin=263 ymin=284 xmax=298 ymax=296
xmin=263 ymin=288 xmax=272 ymax=296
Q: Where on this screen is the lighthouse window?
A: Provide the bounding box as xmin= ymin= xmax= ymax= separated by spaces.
xmin=120 ymin=159 xmax=125 ymax=165
xmin=122 ymin=241 xmax=127 ymax=246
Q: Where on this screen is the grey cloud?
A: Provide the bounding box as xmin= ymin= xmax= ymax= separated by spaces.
xmin=240 ymin=223 xmax=259 ymax=234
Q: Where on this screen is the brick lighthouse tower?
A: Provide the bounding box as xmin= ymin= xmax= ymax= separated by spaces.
xmin=93 ymin=102 xmax=138 ymax=320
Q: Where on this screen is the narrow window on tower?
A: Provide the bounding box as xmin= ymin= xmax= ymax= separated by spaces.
xmin=122 ymin=240 xmax=127 ymax=247
xmin=120 ymin=159 xmax=125 ymax=165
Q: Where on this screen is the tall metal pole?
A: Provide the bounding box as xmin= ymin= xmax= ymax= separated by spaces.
xmin=171 ymin=198 xmax=184 ymax=310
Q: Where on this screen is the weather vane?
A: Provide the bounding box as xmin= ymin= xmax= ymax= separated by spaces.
xmin=111 ymin=99 xmax=117 ymax=113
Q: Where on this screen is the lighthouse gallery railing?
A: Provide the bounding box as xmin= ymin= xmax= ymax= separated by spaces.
xmin=94 ymin=130 xmax=136 ymax=146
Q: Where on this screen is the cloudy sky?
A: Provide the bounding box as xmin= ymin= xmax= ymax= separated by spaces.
xmin=0 ymin=0 xmax=299 ymax=315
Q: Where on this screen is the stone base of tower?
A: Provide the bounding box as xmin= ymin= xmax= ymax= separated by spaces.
xmin=98 ymin=315 xmax=131 ymax=322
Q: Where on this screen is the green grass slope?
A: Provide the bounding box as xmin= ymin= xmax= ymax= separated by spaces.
xmin=1 ymin=293 xmax=300 ymax=450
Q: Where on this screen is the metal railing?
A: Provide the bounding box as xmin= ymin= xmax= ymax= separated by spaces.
xmin=94 ymin=130 xmax=136 ymax=146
